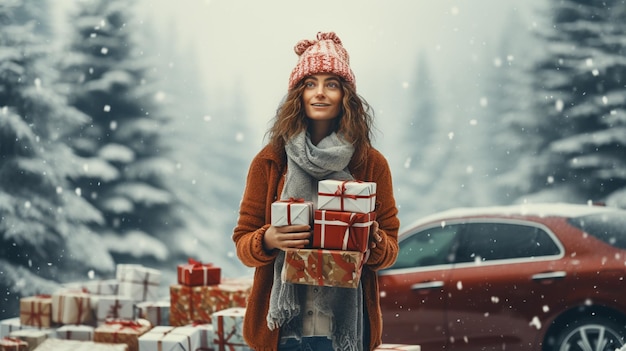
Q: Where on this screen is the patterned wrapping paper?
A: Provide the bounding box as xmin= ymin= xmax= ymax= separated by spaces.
xmin=9 ymin=329 xmax=50 ymax=351
xmin=33 ymin=338 xmax=129 ymax=351
xmin=93 ymin=319 xmax=151 ymax=351
xmin=0 ymin=337 xmax=27 ymax=351
xmin=282 ymin=248 xmax=365 ymax=288
xmin=211 ymin=308 xmax=250 ymax=351
xmin=177 ymin=259 xmax=221 ymax=287
xmin=170 ymin=281 xmax=251 ymax=326
xmin=51 ymin=290 xmax=93 ymax=325
xmin=169 ymin=285 xmax=192 ymax=327
xmin=313 ymin=210 xmax=375 ymax=252
xmin=317 ymin=180 xmax=377 ymax=214
xmin=134 ymin=301 xmax=170 ymax=326
xmin=94 ymin=296 xmax=134 ymax=326
xmin=64 ymin=279 xmax=119 ymax=296
xmin=56 ymin=324 xmax=95 ymax=341
xmin=219 ymin=278 xmax=252 ymax=309
xmin=138 ymin=326 xmax=201 ymax=351
xmin=270 ymin=198 xmax=313 ymax=226
xmin=374 ymin=344 xmax=421 ymax=351
xmin=19 ymin=295 xmax=52 ymax=328
xmin=118 ymin=266 xmax=161 ymax=303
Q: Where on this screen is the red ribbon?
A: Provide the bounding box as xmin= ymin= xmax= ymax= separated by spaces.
xmin=318 ymin=181 xmax=374 ymax=212
xmin=278 ymin=198 xmax=305 ymax=225
xmin=107 ymin=299 xmax=122 ymax=319
xmin=214 ymin=315 xmax=247 ymax=351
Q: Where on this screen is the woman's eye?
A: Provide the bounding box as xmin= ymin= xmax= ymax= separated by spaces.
xmin=305 ymin=82 xmax=315 ymax=88
xmin=327 ymin=82 xmax=339 ymax=88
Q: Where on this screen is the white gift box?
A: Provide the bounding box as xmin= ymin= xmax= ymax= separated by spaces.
xmin=64 ymin=279 xmax=119 ymax=295
xmin=95 ymin=295 xmax=134 ymax=326
xmin=51 ymin=289 xmax=93 ymax=325
xmin=375 ymin=344 xmax=421 ymax=351
xmin=35 ymin=338 xmax=129 ymax=350
xmin=118 ymin=265 xmax=161 ymax=302
xmin=0 ymin=317 xmax=39 ymax=338
xmin=115 ymin=264 xmax=142 ymax=281
xmin=56 ymin=324 xmax=95 ymax=341
xmin=212 ymin=307 xmax=250 ymax=351
xmin=271 ymin=199 xmax=313 ymax=226
xmin=135 ymin=300 xmax=171 ymax=326
xmin=317 ymin=180 xmax=376 ymax=213
xmin=138 ymin=325 xmax=200 ymax=351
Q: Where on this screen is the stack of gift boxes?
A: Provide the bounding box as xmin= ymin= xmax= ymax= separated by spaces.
xmin=275 ymin=179 xmax=376 ymax=289
xmin=1 ymin=262 xmax=253 ymax=351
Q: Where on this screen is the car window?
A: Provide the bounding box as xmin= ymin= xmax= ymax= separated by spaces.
xmin=391 ymin=224 xmax=460 ymax=269
xmin=454 ymin=222 xmax=560 ymax=263
xmin=568 ymin=212 xmax=626 ymax=250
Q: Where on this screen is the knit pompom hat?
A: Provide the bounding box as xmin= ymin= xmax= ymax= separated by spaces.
xmin=288 ymin=32 xmax=355 ymax=90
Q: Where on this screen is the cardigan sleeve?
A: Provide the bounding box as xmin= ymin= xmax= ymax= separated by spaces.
xmin=232 ymin=152 xmax=279 ymax=268
xmin=361 ymin=149 xmax=400 ymax=271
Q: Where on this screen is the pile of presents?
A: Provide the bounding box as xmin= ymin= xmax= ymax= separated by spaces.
xmin=1 ymin=179 xmax=419 ymax=351
xmin=1 ymin=261 xmax=252 ymax=351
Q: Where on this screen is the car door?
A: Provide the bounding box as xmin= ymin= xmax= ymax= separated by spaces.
xmin=444 ymin=220 xmax=567 ymax=351
xmin=378 ymin=223 xmax=461 ymax=349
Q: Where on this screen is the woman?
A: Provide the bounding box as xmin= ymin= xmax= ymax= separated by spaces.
xmin=233 ymin=31 xmax=400 ymax=351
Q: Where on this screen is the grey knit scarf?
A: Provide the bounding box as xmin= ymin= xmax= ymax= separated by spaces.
xmin=267 ymin=131 xmax=364 ymax=351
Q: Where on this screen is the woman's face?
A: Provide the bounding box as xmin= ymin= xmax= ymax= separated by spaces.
xmin=302 ymin=74 xmax=344 ymax=122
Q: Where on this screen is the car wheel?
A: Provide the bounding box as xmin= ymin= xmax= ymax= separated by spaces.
xmin=550 ymin=317 xmax=625 ymax=351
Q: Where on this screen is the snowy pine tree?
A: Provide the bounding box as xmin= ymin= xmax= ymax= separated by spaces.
xmin=482 ymin=10 xmax=543 ymax=204
xmin=0 ymin=0 xmax=114 ymax=319
xmin=58 ymin=0 xmax=183 ymax=264
xmin=522 ymin=0 xmax=626 ymax=206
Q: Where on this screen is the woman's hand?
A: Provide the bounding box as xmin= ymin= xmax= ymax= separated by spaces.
xmin=263 ymin=224 xmax=311 ymax=251
xmin=369 ymin=220 xmax=383 ymax=249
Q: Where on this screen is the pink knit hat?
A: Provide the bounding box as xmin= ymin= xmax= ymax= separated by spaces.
xmin=288 ymin=32 xmax=355 ymax=90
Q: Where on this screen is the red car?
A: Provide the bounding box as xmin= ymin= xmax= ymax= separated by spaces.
xmin=378 ymin=203 xmax=626 ymax=351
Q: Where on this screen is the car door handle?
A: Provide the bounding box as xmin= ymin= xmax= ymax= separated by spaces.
xmin=532 ymin=271 xmax=567 ymax=281
xmin=411 ymin=281 xmax=445 ymax=290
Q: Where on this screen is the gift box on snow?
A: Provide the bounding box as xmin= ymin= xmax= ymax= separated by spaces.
xmin=138 ymin=325 xmax=201 ymax=351
xmin=134 ymin=301 xmax=170 ymax=327
xmin=51 ymin=289 xmax=93 ymax=325
xmin=212 ymin=308 xmax=250 ymax=351
xmin=271 ymin=198 xmax=313 ymax=226
xmin=19 ymin=295 xmax=52 ymax=329
xmin=9 ymin=329 xmax=51 ymax=351
xmin=118 ymin=265 xmax=161 ymax=302
xmin=374 ymin=344 xmax=421 ymax=351
xmin=317 ymin=180 xmax=376 ymax=214
xmin=56 ymin=324 xmax=95 ymax=341
xmin=34 ymin=338 xmax=129 ymax=351
xmin=94 ymin=295 xmax=134 ymax=326
xmin=93 ymin=319 xmax=151 ymax=351
xmin=282 ymin=248 xmax=365 ymax=289
xmin=0 ymin=318 xmax=51 ymax=339
xmin=177 ymin=258 xmax=221 ymax=286
xmin=313 ymin=210 xmax=375 ymax=252
xmin=0 ymin=337 xmax=27 ymax=351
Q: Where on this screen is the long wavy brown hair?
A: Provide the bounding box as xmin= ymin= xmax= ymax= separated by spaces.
xmin=267 ymin=77 xmax=374 ymax=166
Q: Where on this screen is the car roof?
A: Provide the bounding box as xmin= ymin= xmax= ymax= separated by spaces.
xmin=400 ymin=202 xmax=621 ymax=232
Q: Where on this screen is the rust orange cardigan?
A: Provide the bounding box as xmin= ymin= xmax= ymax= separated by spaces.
xmin=232 ymin=144 xmax=400 ymax=351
